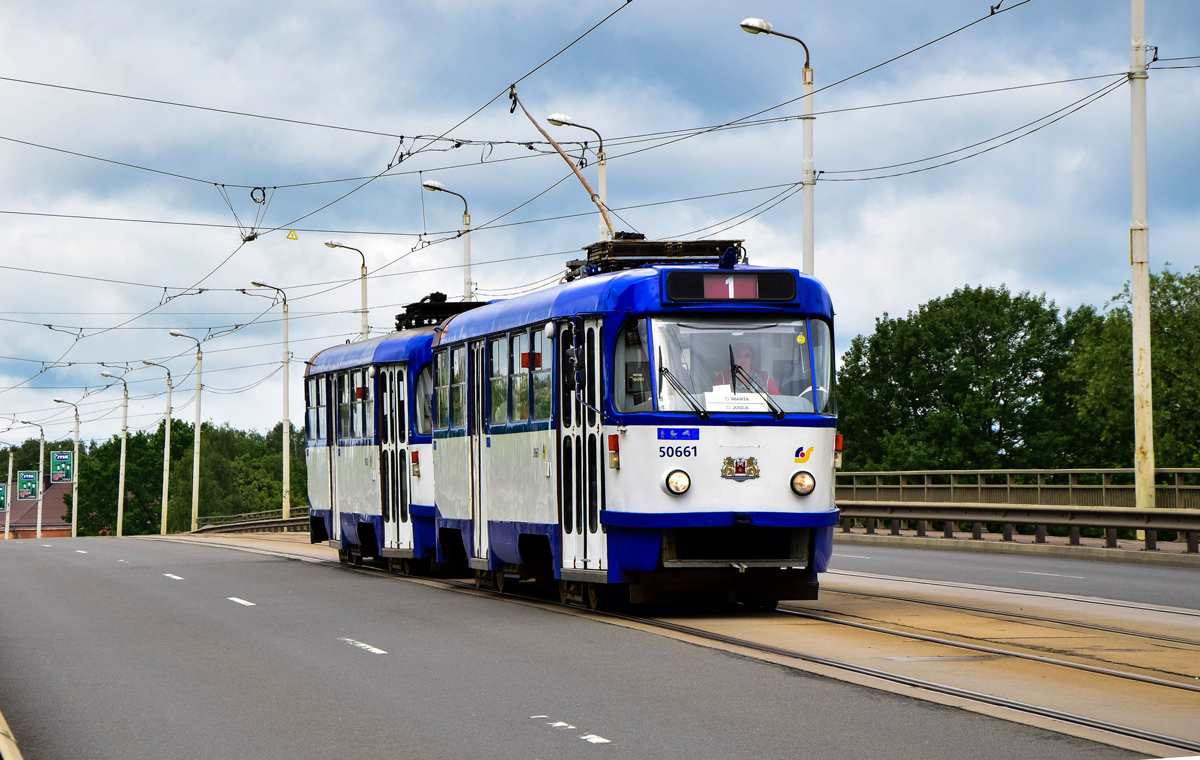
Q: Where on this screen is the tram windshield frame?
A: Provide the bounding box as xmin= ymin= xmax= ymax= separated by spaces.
xmin=613 ymin=315 xmax=834 ymax=416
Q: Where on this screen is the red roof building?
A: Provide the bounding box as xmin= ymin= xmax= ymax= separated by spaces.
xmin=3 ymin=477 xmax=72 ymax=539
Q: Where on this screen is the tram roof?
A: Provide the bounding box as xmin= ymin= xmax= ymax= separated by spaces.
xmin=305 ymin=326 xmax=436 ymax=375
xmin=437 ymin=264 xmax=833 ymax=344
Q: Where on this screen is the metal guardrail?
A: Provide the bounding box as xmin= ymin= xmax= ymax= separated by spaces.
xmin=198 ymin=509 xmax=293 ymax=526
xmin=837 ymin=468 xmax=1200 ymax=510
xmin=193 ymin=517 xmax=309 ymax=534
xmin=838 ymin=500 xmax=1200 ymax=553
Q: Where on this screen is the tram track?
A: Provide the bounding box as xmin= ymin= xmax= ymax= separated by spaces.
xmin=828 ymin=569 xmax=1200 ymax=618
xmin=819 ymin=586 xmax=1200 ymax=648
xmin=161 ymin=535 xmax=1200 ymax=755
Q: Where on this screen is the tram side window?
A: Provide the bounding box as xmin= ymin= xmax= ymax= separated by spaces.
xmin=361 ymin=369 xmax=375 ymax=439
xmin=338 ymin=372 xmax=354 ymax=439
xmin=531 ymin=327 xmax=552 ymax=421
xmin=305 ymin=377 xmax=325 ymax=442
xmin=450 ymin=346 xmax=466 ymax=428
xmin=614 ymin=319 xmax=653 ymax=413
xmin=433 ymin=352 xmax=449 ymax=431
xmin=489 ymin=336 xmax=508 ymax=425
xmin=510 ymin=330 xmax=530 ymax=422
xmin=415 ymin=365 xmax=434 ymax=435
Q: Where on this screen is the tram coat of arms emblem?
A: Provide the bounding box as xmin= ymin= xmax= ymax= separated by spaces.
xmin=720 ymin=456 xmax=760 ymax=482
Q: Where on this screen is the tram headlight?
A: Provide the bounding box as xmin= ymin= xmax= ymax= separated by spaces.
xmin=664 ymin=470 xmax=691 ymax=495
xmin=790 ymin=471 xmax=816 ymax=497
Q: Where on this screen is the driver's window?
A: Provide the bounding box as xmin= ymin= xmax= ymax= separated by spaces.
xmin=810 ymin=319 xmax=834 ymax=414
xmin=614 ymin=319 xmax=652 ymax=412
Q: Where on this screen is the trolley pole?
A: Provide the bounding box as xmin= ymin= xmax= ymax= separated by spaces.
xmin=1130 ymin=0 xmax=1155 ymax=512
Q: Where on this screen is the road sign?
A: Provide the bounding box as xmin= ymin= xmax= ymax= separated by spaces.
xmin=0 ymin=483 xmax=6 ymax=512
xmin=17 ymin=471 xmax=37 ymax=500
xmin=51 ymin=451 xmax=74 ymax=483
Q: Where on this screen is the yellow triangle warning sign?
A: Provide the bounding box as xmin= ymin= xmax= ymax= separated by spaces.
xmin=286 ymin=230 xmax=298 ymax=240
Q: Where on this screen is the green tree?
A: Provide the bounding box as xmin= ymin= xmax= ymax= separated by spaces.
xmin=1071 ymin=265 xmax=1200 ymax=467
xmin=838 ymin=285 xmax=1092 ymax=470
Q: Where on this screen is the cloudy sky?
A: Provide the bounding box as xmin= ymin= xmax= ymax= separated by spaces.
xmin=1 ymin=0 xmax=1197 ymax=446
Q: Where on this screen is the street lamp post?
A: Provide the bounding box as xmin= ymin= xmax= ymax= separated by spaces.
xmin=741 ymin=18 xmax=815 ymax=276
xmin=142 ymin=361 xmax=173 ymax=534
xmin=251 ymin=282 xmax=291 ymax=520
xmin=421 ymin=181 xmax=472 ymax=301
xmin=547 ymin=115 xmax=609 ymax=242
xmin=325 ymin=241 xmax=369 ymax=340
xmin=19 ymin=420 xmax=46 ymax=538
xmin=99 ymin=372 xmax=129 ymax=536
xmin=53 ymin=399 xmax=81 ymax=537
xmin=171 ymin=332 xmax=203 ymax=531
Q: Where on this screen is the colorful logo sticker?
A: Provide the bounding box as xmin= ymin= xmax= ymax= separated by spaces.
xmin=794 ymin=446 xmax=814 ymax=464
xmin=658 ymin=428 xmax=699 ymax=441
xmin=720 ymin=456 xmax=760 ymax=482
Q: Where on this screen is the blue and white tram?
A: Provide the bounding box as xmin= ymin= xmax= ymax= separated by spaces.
xmin=305 ymin=296 xmax=483 ymax=570
xmin=429 ymin=239 xmax=841 ymax=607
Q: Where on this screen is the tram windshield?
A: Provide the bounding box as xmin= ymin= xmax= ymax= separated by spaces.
xmin=616 ymin=317 xmax=833 ymax=415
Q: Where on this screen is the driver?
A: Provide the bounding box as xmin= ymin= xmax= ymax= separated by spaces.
xmin=716 ymin=342 xmax=779 ymax=394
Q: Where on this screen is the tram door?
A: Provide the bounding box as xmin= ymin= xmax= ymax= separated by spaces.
xmin=379 ymin=364 xmax=411 ymax=550
xmin=468 ymin=340 xmax=489 ymax=560
xmin=558 ymin=319 xmax=606 ymax=570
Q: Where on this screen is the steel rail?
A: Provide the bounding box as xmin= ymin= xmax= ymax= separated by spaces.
xmin=820 ymin=587 xmax=1200 ymax=648
xmin=773 ymin=608 xmax=1200 ymax=693
xmin=828 ymin=570 xmax=1200 ymax=618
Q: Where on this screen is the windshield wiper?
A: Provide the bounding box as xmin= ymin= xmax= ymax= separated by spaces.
xmin=728 ymin=344 xmax=786 ymax=420
xmin=659 ymin=348 xmax=709 ymax=419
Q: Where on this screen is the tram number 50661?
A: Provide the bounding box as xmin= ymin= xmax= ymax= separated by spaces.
xmin=659 ymin=445 xmax=698 ymax=458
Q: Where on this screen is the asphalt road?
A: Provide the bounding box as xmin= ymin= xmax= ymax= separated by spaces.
xmin=829 ymin=544 xmax=1200 ymax=610
xmin=0 ymin=537 xmax=1143 ymax=760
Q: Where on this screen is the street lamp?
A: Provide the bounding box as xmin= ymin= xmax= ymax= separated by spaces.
xmin=547 ymin=114 xmax=610 ymax=242
xmin=171 ymin=331 xmax=203 ymax=531
xmin=421 ymin=180 xmax=473 ymax=301
xmin=741 ymin=17 xmax=815 ymax=276
xmin=100 ymin=372 xmax=129 ymax=537
xmin=53 ymin=398 xmax=80 ymax=537
xmin=250 ymin=282 xmax=292 ymax=521
xmin=18 ymin=420 xmax=45 ymax=538
xmin=142 ymin=361 xmax=173 ymax=535
xmin=324 ymin=241 xmax=369 ymax=340
xmin=3 ymin=442 xmax=11 ymax=540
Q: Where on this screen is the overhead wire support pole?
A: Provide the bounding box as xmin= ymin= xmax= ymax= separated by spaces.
xmin=250 ymin=282 xmax=291 ymax=520
xmin=4 ymin=447 xmax=11 ymax=540
xmin=171 ymin=332 xmax=203 ymax=531
xmin=1130 ymin=0 xmax=1155 ymax=514
xmin=19 ymin=421 xmax=46 ymax=538
xmin=53 ymin=398 xmax=81 ymax=537
xmin=511 ymin=87 xmax=615 ymax=240
xmin=100 ymin=372 xmax=129 ymax=536
xmin=143 ymin=361 xmax=172 ymax=534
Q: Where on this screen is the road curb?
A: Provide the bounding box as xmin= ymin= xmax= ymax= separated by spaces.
xmin=0 ymin=703 xmax=24 ymax=760
xmin=834 ymin=533 xmax=1200 ymax=569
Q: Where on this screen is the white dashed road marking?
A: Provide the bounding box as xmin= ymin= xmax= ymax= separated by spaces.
xmin=227 ymin=597 xmax=256 ymax=606
xmin=338 ymin=637 xmax=386 ymax=654
xmin=41 ymin=544 xmax=52 ymax=547
xmin=76 ymin=550 xmax=88 ymax=554
xmin=580 ymin=734 xmax=612 ymax=744
xmin=531 ymin=716 xmax=612 ymax=746
xmin=835 ymin=554 xmax=872 ymax=559
xmin=118 ymin=559 xmax=128 ymax=563
xmin=163 ymin=573 xmax=184 ymax=580
xmin=1018 ymin=571 xmax=1084 ymax=579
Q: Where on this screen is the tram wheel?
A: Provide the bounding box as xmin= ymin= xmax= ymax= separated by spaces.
xmin=337 ymin=548 xmax=351 ymax=565
xmin=558 ymin=580 xmax=572 ymax=606
xmin=474 ymin=569 xmax=494 ymax=590
xmin=496 ymin=570 xmax=509 ymax=594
